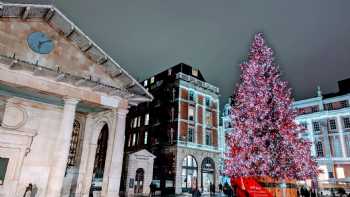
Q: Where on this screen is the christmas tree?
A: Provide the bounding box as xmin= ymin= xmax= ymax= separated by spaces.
xmin=225 ymin=33 xmax=318 ymax=180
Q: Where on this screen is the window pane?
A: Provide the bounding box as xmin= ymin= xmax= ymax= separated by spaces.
xmin=343 ymin=117 xmax=350 ymax=129
xmin=0 ymin=157 xmax=9 ymax=185
xmin=144 ymin=132 xmax=148 ymax=144
xmin=145 ymin=114 xmax=149 ymax=126
xmin=189 ymin=107 xmax=194 ymax=121
xmin=313 ymin=122 xmax=320 ymax=132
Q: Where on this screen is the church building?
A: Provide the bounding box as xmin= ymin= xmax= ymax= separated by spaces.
xmin=0 ymin=2 xmax=152 ymax=197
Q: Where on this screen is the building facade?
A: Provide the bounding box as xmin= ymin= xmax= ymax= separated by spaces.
xmin=293 ymin=78 xmax=350 ymax=191
xmin=121 ymin=63 xmax=221 ymax=195
xmin=0 ymin=2 xmax=152 ymax=197
xmin=218 ymin=98 xmax=234 ymax=184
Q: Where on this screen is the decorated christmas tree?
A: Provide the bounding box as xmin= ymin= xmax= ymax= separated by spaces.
xmin=225 ymin=33 xmax=318 ymax=181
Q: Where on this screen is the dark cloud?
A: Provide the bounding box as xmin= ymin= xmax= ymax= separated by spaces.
xmin=51 ymin=0 xmax=350 ymax=109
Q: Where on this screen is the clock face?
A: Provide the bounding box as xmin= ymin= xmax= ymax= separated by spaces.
xmin=27 ymin=32 xmax=54 ymax=54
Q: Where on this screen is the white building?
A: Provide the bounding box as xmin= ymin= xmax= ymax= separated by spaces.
xmin=293 ymin=78 xmax=350 ymax=191
xmin=218 ymin=98 xmax=234 ymax=184
xmin=0 ymin=2 xmax=152 ymax=197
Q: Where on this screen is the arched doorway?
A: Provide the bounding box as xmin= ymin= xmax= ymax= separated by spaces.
xmin=181 ymin=155 xmax=198 ymax=193
xmin=90 ymin=124 xmax=109 ymax=192
xmin=201 ymin=157 xmax=215 ymax=193
xmin=134 ymin=168 xmax=144 ymax=194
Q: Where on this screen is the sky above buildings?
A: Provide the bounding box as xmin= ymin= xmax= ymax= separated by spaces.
xmin=4 ymin=0 xmax=350 ymax=108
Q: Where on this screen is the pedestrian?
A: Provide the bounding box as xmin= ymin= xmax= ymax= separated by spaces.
xmin=23 ymin=183 xmax=33 ymax=197
xmin=192 ymin=187 xmax=201 ymax=197
xmin=311 ymin=189 xmax=316 ymax=197
xmin=212 ymin=183 xmax=215 ymax=195
xmin=149 ymin=182 xmax=155 ymax=196
xmin=209 ymin=182 xmax=213 ymax=195
xmin=218 ymin=183 xmax=223 ymax=193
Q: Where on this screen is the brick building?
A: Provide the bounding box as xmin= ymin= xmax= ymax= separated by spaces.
xmin=293 ymin=78 xmax=350 ymax=192
xmin=121 ymin=63 xmax=221 ymax=195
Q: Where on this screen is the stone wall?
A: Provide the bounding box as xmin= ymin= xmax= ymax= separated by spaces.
xmin=0 ymin=97 xmax=65 ymax=196
xmin=125 ymin=150 xmax=155 ymax=196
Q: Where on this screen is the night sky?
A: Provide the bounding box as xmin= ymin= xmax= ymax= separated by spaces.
xmin=5 ymin=0 xmax=350 ymax=109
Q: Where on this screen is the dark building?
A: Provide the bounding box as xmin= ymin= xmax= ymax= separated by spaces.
xmin=120 ymin=63 xmax=221 ymax=195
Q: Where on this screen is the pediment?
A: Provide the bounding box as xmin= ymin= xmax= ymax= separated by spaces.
xmin=129 ymin=149 xmax=156 ymax=160
xmin=0 ymin=2 xmax=152 ymax=105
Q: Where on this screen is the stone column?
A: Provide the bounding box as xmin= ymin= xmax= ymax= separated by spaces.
xmin=106 ymin=108 xmax=128 ymax=197
xmin=336 ymin=116 xmax=347 ymax=158
xmin=320 ymin=119 xmax=334 ymax=178
xmin=46 ymin=97 xmax=79 ymax=197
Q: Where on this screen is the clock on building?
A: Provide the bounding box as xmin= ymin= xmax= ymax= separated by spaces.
xmin=27 ymin=32 xmax=54 ymax=54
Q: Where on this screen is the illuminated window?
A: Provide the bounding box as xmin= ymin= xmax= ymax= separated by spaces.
xmin=0 ymin=157 xmax=9 ymax=185
xmin=144 ymin=131 xmax=148 ymax=144
xmin=189 ymin=107 xmax=195 ymax=121
xmin=205 ymin=97 xmax=210 ymax=107
xmin=181 ymin=155 xmax=198 ymax=191
xmin=143 ymin=80 xmax=148 ymax=87
xmin=132 ymin=133 xmax=136 ymax=146
xmin=150 ymin=77 xmax=155 ymax=84
xmin=206 ymin=111 xmax=212 ymax=126
xmin=192 ymin=68 xmax=198 ymax=77
xmin=205 ymin=130 xmax=211 ymax=145
xmin=343 ymin=117 xmax=350 ymax=129
xmin=189 ymin=91 xmax=195 ymax=101
xmin=188 ymin=127 xmax=195 ymax=142
xmin=168 ymin=69 xmax=172 ymax=76
xmin=312 ymin=122 xmax=320 ymax=132
xmin=67 ymin=120 xmax=81 ymax=167
xmin=133 ymin=117 xmax=138 ymax=128
xmin=336 ymin=167 xmax=345 ymax=178
xmin=145 ymin=114 xmax=149 ymax=126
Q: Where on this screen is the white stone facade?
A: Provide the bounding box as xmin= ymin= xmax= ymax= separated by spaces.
xmin=293 ymin=84 xmax=350 ymax=189
xmin=0 ymin=2 xmax=151 ymax=197
xmin=124 ymin=149 xmax=155 ymax=196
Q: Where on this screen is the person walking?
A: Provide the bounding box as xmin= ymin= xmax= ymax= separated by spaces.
xmin=192 ymin=187 xmax=201 ymax=197
xmin=218 ymin=183 xmax=223 ymax=193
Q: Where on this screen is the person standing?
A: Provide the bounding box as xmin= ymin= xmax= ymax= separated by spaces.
xmin=23 ymin=183 xmax=33 ymax=197
xmin=218 ymin=183 xmax=223 ymax=193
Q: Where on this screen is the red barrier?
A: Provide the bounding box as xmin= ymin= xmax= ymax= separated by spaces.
xmin=231 ymin=177 xmax=273 ymax=197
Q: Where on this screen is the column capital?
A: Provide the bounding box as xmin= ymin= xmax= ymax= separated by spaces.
xmin=116 ymin=108 xmax=129 ymax=117
xmin=63 ymin=97 xmax=80 ymax=106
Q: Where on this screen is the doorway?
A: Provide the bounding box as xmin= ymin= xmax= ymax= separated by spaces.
xmin=134 ymin=168 xmax=144 ymax=194
xmin=201 ymin=157 xmax=215 ymax=193
xmin=90 ymin=124 xmax=109 ymax=192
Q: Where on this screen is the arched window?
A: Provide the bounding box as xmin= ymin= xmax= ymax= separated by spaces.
xmin=67 ymin=120 xmax=81 ymax=167
xmin=93 ymin=124 xmax=109 ymax=179
xmin=181 ymin=155 xmax=198 ymax=192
